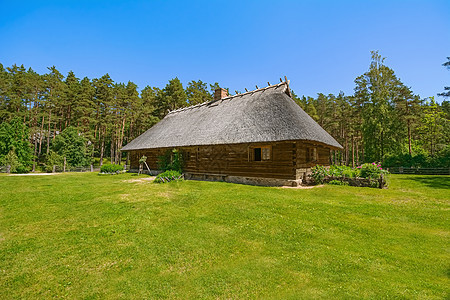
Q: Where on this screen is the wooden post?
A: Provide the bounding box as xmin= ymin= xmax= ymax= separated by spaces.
xmin=52 ymin=165 xmax=56 ymax=173
xmin=63 ymin=157 xmax=66 ymax=172
xmin=379 ymin=174 xmax=384 ymax=189
xmin=144 ymin=161 xmax=151 ymax=174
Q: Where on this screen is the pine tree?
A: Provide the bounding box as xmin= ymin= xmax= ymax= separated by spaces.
xmin=417 ymin=97 xmax=445 ymax=156
xmin=64 ymin=71 xmax=80 ymax=128
xmin=92 ymin=74 xmax=114 ymax=166
xmin=43 ymin=66 xmax=65 ymax=155
xmin=186 ymin=80 xmax=212 ymax=105
xmin=164 ymin=77 xmax=187 ymax=111
xmin=354 ymin=51 xmax=406 ymax=162
xmin=438 ymin=57 xmax=450 ymax=98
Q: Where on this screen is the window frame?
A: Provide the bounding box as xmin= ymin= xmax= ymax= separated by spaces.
xmin=249 ymin=145 xmax=272 ymax=162
xmin=308 ymin=147 xmax=318 ymax=162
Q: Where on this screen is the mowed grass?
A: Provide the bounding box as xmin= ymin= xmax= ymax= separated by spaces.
xmin=0 ymin=173 xmax=448 ymax=299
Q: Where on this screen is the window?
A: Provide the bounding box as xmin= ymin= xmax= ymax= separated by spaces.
xmin=252 ymin=146 xmax=271 ymax=161
xmin=183 ymin=151 xmax=191 ymax=161
xmin=309 ymin=147 xmax=318 ymax=162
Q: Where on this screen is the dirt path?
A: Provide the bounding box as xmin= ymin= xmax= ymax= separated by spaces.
xmin=123 ymin=177 xmax=156 ymax=183
xmin=8 ymin=173 xmax=61 ymax=176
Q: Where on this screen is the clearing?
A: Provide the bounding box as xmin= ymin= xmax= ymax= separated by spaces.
xmin=0 ymin=173 xmax=448 ymax=298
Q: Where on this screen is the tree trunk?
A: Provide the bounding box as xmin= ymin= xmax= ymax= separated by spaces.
xmin=345 ymin=136 xmax=349 ymax=166
xmin=99 ymin=127 xmax=105 ymax=167
xmin=356 ymin=138 xmax=359 ymax=166
xmin=110 ymin=133 xmax=114 ymax=164
xmin=407 ymin=119 xmax=412 ymax=156
xmin=351 ymin=135 xmax=355 ymax=168
xmin=46 ymin=110 xmax=51 ymax=154
xmin=39 ymin=115 xmax=45 ymax=157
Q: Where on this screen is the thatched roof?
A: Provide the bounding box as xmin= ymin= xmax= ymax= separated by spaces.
xmin=122 ymin=82 xmax=342 ymax=151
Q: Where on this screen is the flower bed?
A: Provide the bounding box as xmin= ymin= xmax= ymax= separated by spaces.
xmin=309 ymin=163 xmax=388 ymax=188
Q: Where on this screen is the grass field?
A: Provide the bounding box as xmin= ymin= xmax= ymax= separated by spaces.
xmin=0 ymin=173 xmax=448 ymax=299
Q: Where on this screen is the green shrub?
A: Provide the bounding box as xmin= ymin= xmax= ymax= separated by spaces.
xmin=157 ymin=149 xmax=184 ymax=172
xmin=45 ymin=150 xmax=63 ymax=172
xmin=309 ymin=165 xmax=328 ymax=184
xmin=342 ymin=169 xmax=353 ymax=178
xmin=154 ymin=170 xmax=183 ymax=183
xmin=100 ymin=164 xmax=124 ymax=174
xmin=329 ymin=165 xmax=349 ymax=177
xmin=328 ymin=180 xmax=349 ymax=186
xmin=358 ymin=163 xmax=388 ymax=179
xmin=1 ymin=148 xmax=25 ymax=173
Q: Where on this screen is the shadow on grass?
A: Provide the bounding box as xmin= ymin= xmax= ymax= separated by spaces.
xmin=399 ymin=176 xmax=450 ymax=190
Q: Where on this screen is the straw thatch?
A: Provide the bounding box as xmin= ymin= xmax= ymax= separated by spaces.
xmin=122 ymin=82 xmax=342 ymax=151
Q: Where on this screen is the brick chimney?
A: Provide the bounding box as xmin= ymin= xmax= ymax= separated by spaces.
xmin=214 ymin=88 xmax=228 ymax=101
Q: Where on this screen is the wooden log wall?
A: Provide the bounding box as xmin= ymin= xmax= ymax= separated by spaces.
xmin=296 ymin=142 xmax=331 ymax=168
xmin=129 ymin=141 xmax=333 ymax=180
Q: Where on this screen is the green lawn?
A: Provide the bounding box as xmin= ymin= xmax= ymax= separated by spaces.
xmin=0 ymin=173 xmax=448 ymax=299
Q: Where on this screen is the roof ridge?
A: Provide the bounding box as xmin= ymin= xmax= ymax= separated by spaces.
xmin=168 ymin=81 xmax=288 ymax=115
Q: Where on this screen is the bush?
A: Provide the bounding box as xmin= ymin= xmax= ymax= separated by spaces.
xmin=309 ymin=165 xmax=328 ymax=184
xmin=342 ymin=168 xmax=358 ymax=178
xmin=328 ymin=180 xmax=349 ymax=186
xmin=157 ymin=149 xmax=184 ymax=172
xmin=45 ymin=150 xmax=63 ymax=172
xmin=0 ymin=118 xmax=33 ymax=170
xmin=358 ymin=162 xmax=388 ymax=179
xmin=53 ymin=127 xmax=90 ymax=167
xmin=154 ymin=170 xmax=183 ymax=183
xmin=100 ymin=164 xmax=124 ymax=174
xmin=1 ymin=148 xmax=21 ymax=173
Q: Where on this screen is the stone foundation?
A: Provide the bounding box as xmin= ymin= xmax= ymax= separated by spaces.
xmin=128 ymin=169 xmax=302 ymax=187
xmin=128 ymin=168 xmax=162 ymax=176
xmin=185 ymin=172 xmax=301 ymax=187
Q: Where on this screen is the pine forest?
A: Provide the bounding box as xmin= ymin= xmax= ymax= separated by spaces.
xmin=1 ymin=51 xmax=449 ymax=172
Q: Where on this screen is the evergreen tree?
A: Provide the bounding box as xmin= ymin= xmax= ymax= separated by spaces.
xmin=43 ymin=66 xmax=66 ymax=154
xmin=164 ymin=77 xmax=187 ymax=111
xmin=53 ymin=127 xmax=89 ymax=166
xmin=354 ymin=51 xmax=406 ymax=162
xmin=438 ymin=57 xmax=450 ymax=98
xmin=0 ymin=118 xmax=33 ymax=171
xmin=64 ymin=71 xmax=80 ymax=128
xmin=417 ymin=97 xmax=445 ymax=156
xmin=186 ymin=80 xmax=212 ymax=105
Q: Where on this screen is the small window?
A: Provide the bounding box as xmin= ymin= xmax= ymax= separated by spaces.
xmin=252 ymin=146 xmax=271 ymax=161
xmin=254 ymin=148 xmax=262 ymax=161
xmin=184 ymin=151 xmax=190 ymax=161
xmin=309 ymin=147 xmax=318 ymax=162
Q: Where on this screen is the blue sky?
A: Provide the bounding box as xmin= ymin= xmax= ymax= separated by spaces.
xmin=1 ymin=0 xmax=449 ymax=101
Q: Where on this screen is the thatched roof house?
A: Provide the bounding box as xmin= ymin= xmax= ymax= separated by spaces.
xmin=122 ymin=81 xmax=342 ymax=186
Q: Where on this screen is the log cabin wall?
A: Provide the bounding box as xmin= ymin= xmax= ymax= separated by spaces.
xmin=129 ymin=140 xmax=332 ymax=180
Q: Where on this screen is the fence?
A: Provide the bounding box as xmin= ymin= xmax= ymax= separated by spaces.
xmin=1 ymin=164 xmax=131 ymax=174
xmin=0 ymin=165 xmax=101 ymax=173
xmin=53 ymin=166 xmax=100 ymax=173
xmin=388 ymin=167 xmax=450 ymax=175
